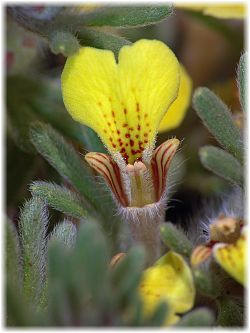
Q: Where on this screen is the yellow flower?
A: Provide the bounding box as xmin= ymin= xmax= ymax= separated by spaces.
xmin=61 ymin=40 xmax=190 ymax=261
xmin=62 ymin=40 xmax=184 ymax=209
xmin=191 ymin=214 xmax=246 ymax=286
xmin=213 ymin=226 xmax=246 ymax=285
xmin=139 ymin=251 xmax=195 ymax=325
xmin=159 ymin=65 xmax=192 ymax=133
xmin=177 ymin=3 xmax=246 ymax=19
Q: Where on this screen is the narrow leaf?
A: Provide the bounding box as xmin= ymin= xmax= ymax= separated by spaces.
xmin=78 ymin=28 xmax=131 ymax=59
xmin=176 ymin=308 xmax=215 ymax=327
xmin=237 ymin=52 xmax=247 ymax=112
xmin=199 ymin=146 xmax=244 ymax=188
xmin=49 ymin=220 xmax=77 ymax=249
xmin=6 ymin=220 xmax=22 ymax=288
xmin=19 ymin=197 xmax=48 ymax=304
xmin=29 ymin=122 xmax=97 ymax=208
xmin=30 ymin=181 xmax=88 ymax=219
xmin=60 ymin=6 xmax=172 ymax=28
xmin=160 ymin=222 xmax=193 ymax=257
xmin=193 ymin=87 xmax=244 ymax=164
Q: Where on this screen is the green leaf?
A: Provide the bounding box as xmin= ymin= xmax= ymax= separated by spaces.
xmin=29 ymin=122 xmax=97 ymax=209
xmin=110 ymin=246 xmax=145 ymax=307
xmin=216 ymin=296 xmax=244 ymax=327
xmin=199 ymin=146 xmax=244 ymax=188
xmin=84 ymin=6 xmax=172 ymax=27
xmin=6 ymin=220 xmax=22 ymax=288
xmin=19 ymin=197 xmax=48 ymax=304
xmin=146 ymin=302 xmax=169 ymax=327
xmin=49 ymin=30 xmax=80 ymax=56
xmin=193 ymin=265 xmax=223 ymax=298
xmin=237 ymin=52 xmax=247 ymax=112
xmin=80 ymin=125 xmax=107 ymax=153
xmin=74 ymin=221 xmax=109 ymax=300
xmin=49 ymin=220 xmax=77 ymax=249
xmin=30 ymin=181 xmax=88 ymax=219
xmin=176 ymin=308 xmax=215 ymax=327
xmin=193 ymin=87 xmax=244 ymax=164
xmin=160 ymin=223 xmax=193 ymax=257
xmin=78 ymin=28 xmax=131 ymax=59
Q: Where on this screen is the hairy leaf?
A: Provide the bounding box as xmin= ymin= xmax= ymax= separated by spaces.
xmin=199 ymin=146 xmax=244 ymax=187
xmin=30 ymin=181 xmax=88 ymax=219
xmin=193 ymin=87 xmax=244 ymax=164
xmin=19 ymin=197 xmax=48 ymax=304
xmin=160 ymin=223 xmax=193 ymax=257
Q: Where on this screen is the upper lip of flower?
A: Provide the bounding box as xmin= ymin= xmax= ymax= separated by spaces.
xmin=61 ymin=39 xmax=180 ymax=165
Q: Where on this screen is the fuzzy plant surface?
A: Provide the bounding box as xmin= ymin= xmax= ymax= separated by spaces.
xmin=6 ymin=4 xmax=246 ymax=329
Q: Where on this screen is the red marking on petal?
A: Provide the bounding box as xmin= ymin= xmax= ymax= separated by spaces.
xmin=129 ymin=140 xmax=134 ymax=147
xmin=125 ymin=133 xmax=130 ymax=138
xmin=124 ymin=108 xmax=127 ymax=114
xmin=137 ymin=125 xmax=141 ymax=131
xmin=123 ymin=123 xmax=128 ymax=128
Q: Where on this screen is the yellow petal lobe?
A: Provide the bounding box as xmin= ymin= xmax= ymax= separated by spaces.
xmin=177 ymin=3 xmax=246 ymax=19
xmin=62 ymin=39 xmax=180 ymax=164
xmin=159 ymin=65 xmax=192 ymax=133
xmin=213 ymin=228 xmax=246 ymax=285
xmin=139 ymin=251 xmax=195 ymax=325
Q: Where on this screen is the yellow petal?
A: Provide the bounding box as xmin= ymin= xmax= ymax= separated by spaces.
xmin=213 ymin=227 xmax=246 ymax=285
xmin=203 ymin=4 xmax=246 ymax=19
xmin=139 ymin=251 xmax=195 ymax=325
xmin=62 ymin=39 xmax=180 ymax=164
xmin=159 ymin=65 xmax=192 ymax=133
xmin=177 ymin=3 xmax=246 ymax=19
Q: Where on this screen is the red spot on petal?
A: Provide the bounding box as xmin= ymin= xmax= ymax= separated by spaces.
xmin=129 ymin=127 xmax=133 ymax=131
xmin=130 ymin=140 xmax=134 ymax=147
xmin=112 ymin=144 xmax=116 ymax=148
xmin=137 ymin=125 xmax=141 ymax=131
xmin=125 ymin=133 xmax=130 ymax=138
xmin=112 ymin=111 xmax=115 ymax=117
xmin=144 ymin=133 xmax=148 ymax=137
xmin=110 ymin=137 xmax=113 ymax=142
xmin=117 ymin=130 xmax=120 ymax=135
xmin=123 ymin=123 xmax=128 ymax=128
xmin=124 ymin=108 xmax=127 ymax=115
xmin=135 ymin=134 xmax=139 ymax=139
xmin=136 ymin=103 xmax=140 ymax=112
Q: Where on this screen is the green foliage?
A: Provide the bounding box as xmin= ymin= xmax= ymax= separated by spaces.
xmin=176 ymin=308 xmax=215 ymax=327
xmin=30 ymin=181 xmax=88 ymax=219
xmin=237 ymin=52 xmax=247 ymax=112
xmin=193 ymin=87 xmax=244 ymax=164
xmin=216 ymin=296 xmax=244 ymax=327
xmin=79 ymin=6 xmax=173 ymax=28
xmin=199 ymin=146 xmax=244 ymax=187
xmin=8 ymin=5 xmax=172 ymax=56
xmin=19 ymin=197 xmax=48 ymax=304
xmin=48 ymin=220 xmax=77 ymax=248
xmin=78 ymin=28 xmax=131 ymax=59
xmin=160 ymin=223 xmax=193 ymax=257
xmin=29 ymin=122 xmax=96 ymax=208
xmin=49 ymin=31 xmax=80 ymax=56
xmin=6 ymin=220 xmax=21 ymax=288
xmin=193 ymin=265 xmax=223 ymax=299
xmin=7 ymin=214 xmax=170 ymax=327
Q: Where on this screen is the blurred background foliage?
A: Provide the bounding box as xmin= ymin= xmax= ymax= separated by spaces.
xmin=6 ymin=3 xmax=245 ymax=327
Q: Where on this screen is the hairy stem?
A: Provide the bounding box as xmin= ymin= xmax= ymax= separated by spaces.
xmin=121 ymin=202 xmax=165 ymax=264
